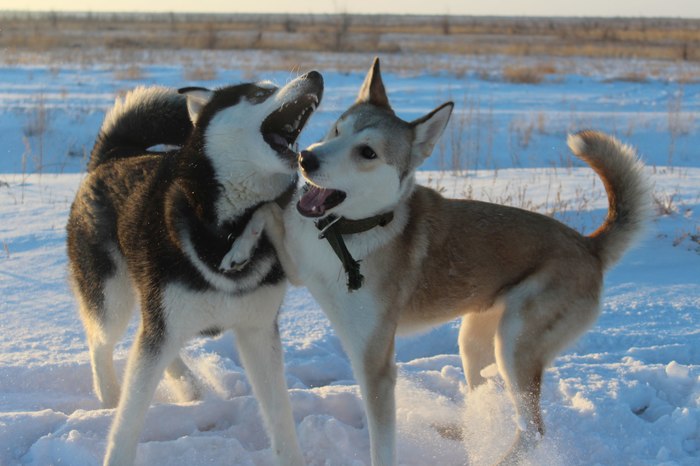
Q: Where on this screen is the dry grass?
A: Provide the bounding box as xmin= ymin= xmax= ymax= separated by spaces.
xmin=22 ymin=94 xmax=49 ymax=174
xmin=114 ymin=64 xmax=145 ymax=81
xmin=610 ymin=72 xmax=648 ymax=83
xmin=502 ymin=65 xmax=545 ymax=84
xmin=183 ymin=65 xmax=218 ymax=81
xmin=1 ymin=12 xmax=699 ymax=63
xmin=653 ymin=190 xmax=681 ymax=216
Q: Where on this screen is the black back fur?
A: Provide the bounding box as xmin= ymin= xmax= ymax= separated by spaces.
xmin=67 ymin=85 xmax=288 ymax=336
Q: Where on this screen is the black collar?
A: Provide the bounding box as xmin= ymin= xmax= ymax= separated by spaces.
xmin=314 ymin=211 xmax=394 ymax=292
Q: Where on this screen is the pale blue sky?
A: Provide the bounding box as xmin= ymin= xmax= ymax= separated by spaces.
xmin=2 ymin=0 xmax=699 ymax=17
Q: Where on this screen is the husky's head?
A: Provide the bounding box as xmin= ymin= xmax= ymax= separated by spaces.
xmin=296 ymin=59 xmax=452 ymax=219
xmin=180 ymin=71 xmax=323 ymax=176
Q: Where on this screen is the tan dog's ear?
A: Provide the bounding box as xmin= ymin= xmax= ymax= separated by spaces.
xmin=356 ymin=57 xmax=392 ymax=110
xmin=411 ymin=102 xmax=454 ymax=160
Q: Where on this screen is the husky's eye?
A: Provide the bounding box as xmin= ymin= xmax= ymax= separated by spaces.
xmin=359 ymin=145 xmax=377 ymax=160
xmin=248 ymin=87 xmax=275 ymax=103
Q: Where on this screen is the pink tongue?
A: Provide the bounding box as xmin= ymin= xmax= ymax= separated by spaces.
xmin=299 ymin=186 xmax=334 ymax=215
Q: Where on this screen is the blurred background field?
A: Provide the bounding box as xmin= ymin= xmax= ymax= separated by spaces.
xmin=3 ymin=11 xmax=700 ymax=65
xmin=2 ymin=11 xmax=700 ymax=175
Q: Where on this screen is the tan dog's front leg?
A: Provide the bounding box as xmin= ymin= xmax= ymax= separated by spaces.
xmin=329 ymin=301 xmax=398 ymax=466
xmin=358 ymin=345 xmax=397 ymax=466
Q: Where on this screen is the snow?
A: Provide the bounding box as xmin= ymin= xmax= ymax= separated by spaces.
xmin=1 ymin=53 xmax=699 ymax=465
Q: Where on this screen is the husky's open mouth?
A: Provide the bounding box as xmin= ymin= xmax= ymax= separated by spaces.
xmin=262 ymin=93 xmax=320 ymax=164
xmin=296 ymin=183 xmax=347 ymax=218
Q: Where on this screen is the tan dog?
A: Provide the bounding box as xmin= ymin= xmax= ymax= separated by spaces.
xmin=233 ymin=58 xmax=651 ymax=465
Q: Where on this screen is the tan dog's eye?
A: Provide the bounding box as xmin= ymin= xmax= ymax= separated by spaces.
xmin=359 ymin=145 xmax=377 ymax=160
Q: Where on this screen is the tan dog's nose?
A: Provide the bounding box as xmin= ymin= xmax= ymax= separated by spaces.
xmin=299 ymin=150 xmax=320 ymax=173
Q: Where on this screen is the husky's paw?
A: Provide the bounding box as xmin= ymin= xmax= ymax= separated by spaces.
xmin=219 ymin=229 xmax=262 ymax=273
xmin=219 ymin=256 xmax=250 ymax=273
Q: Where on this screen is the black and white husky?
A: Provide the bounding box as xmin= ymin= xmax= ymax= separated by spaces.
xmin=66 ymin=71 xmax=323 ymax=466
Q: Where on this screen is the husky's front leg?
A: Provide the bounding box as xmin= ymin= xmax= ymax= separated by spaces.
xmin=220 ymin=203 xmax=301 ymax=285
xmin=233 ymin=315 xmax=305 ymax=465
xmin=103 ymin=324 xmax=181 ymax=466
xmin=219 ymin=207 xmax=268 ymax=272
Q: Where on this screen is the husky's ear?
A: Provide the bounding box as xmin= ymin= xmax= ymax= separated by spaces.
xmin=356 ymin=57 xmax=392 ymax=110
xmin=411 ymin=102 xmax=454 ymax=160
xmin=179 ymin=86 xmax=213 ymax=125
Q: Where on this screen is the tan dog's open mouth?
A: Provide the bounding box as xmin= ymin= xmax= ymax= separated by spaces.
xmin=296 ymin=183 xmax=346 ymax=217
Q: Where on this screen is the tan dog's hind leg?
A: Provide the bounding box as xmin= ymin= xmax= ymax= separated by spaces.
xmin=458 ymin=305 xmax=504 ymax=390
xmin=494 ymin=273 xmax=601 ymax=465
xmin=493 ymin=278 xmax=549 ymax=465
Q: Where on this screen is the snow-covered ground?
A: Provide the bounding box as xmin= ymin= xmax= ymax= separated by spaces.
xmin=1 ymin=53 xmax=699 ymax=465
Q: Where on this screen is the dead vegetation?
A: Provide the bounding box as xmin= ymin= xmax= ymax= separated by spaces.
xmin=2 ymin=11 xmax=700 ymax=63
xmin=502 ymin=65 xmax=547 ymax=83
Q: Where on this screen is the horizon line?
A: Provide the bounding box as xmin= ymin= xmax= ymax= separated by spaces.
xmin=2 ymin=9 xmax=698 ymax=20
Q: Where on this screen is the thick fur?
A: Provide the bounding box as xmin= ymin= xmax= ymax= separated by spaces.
xmin=67 ymin=73 xmax=322 ymax=466
xmin=243 ymin=59 xmax=651 ymax=465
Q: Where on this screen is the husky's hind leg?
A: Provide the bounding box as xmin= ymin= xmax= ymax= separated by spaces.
xmin=164 ymin=355 xmax=202 ymax=402
xmin=74 ymin=253 xmax=135 ymax=409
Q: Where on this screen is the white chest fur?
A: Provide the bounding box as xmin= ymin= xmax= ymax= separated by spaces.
xmin=284 ymin=209 xmax=345 ymax=288
xmin=162 ymin=281 xmax=286 ymax=336
xmin=283 ymin=208 xmax=399 ymax=353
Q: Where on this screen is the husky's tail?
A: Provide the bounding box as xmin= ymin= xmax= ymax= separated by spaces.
xmin=567 ymin=130 xmax=652 ymax=270
xmin=88 ymin=86 xmax=191 ymax=171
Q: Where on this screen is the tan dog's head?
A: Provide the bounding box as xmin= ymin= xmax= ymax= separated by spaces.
xmin=296 ymin=58 xmax=453 ymax=219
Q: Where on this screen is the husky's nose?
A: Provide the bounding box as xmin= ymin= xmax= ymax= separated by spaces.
xmin=303 ymin=70 xmax=323 ymax=84
xmin=299 ymin=150 xmax=320 ymax=173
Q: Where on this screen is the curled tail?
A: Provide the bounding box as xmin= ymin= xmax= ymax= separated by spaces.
xmin=88 ymin=86 xmax=192 ymax=171
xmin=567 ymin=130 xmax=652 ymax=270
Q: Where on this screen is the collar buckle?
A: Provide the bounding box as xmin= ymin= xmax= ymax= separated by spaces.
xmin=312 ymin=211 xmax=394 ymax=292
xmin=316 ymin=215 xmax=342 ymax=239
